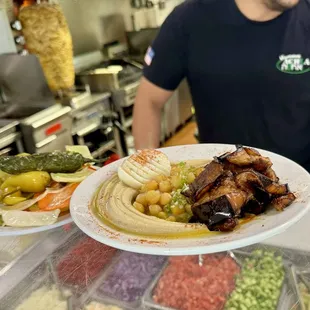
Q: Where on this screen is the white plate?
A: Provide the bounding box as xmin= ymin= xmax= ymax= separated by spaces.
xmin=70 ymin=144 xmax=310 ymax=256
xmin=0 ymin=214 xmax=72 ymax=237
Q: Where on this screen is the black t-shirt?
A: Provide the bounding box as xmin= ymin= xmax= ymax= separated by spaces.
xmin=143 ymin=0 xmax=310 ymax=171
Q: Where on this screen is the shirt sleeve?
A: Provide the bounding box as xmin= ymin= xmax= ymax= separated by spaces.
xmin=143 ymin=6 xmax=187 ymax=91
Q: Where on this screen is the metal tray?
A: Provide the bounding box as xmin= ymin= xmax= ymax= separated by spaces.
xmin=0 ymin=262 xmax=51 ymax=310
xmin=288 ymin=265 xmax=310 ymax=310
xmin=142 ymin=249 xmax=291 ymax=310
xmin=0 ymin=225 xmax=79 ymax=301
xmin=79 ymin=253 xmax=167 ymax=310
xmin=0 ymin=232 xmax=47 ymax=277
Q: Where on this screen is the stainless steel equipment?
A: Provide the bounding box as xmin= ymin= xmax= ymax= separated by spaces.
xmin=20 ymin=104 xmax=73 ymax=154
xmin=0 ymin=120 xmax=24 ymax=155
xmin=68 ymin=89 xmax=124 ymax=158
xmin=77 ymin=58 xmax=142 ymax=94
xmin=0 ymin=54 xmax=54 ymax=119
xmin=74 ymin=48 xmax=139 ymax=154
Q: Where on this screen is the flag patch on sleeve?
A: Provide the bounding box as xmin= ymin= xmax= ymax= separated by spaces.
xmin=144 ymin=47 xmax=155 ymax=66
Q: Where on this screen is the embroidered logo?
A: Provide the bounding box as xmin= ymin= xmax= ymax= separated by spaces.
xmin=276 ymin=54 xmax=310 ymax=74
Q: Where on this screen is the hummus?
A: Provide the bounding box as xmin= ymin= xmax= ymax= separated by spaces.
xmin=91 ymin=173 xmax=210 ymax=238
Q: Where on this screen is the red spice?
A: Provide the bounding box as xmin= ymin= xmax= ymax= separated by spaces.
xmin=131 ymin=149 xmax=162 ymax=166
xmin=57 ymin=237 xmax=116 ymax=288
xmin=153 ymin=254 xmax=240 ymax=310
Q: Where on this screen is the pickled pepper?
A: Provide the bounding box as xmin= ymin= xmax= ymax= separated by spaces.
xmin=0 ymin=152 xmax=96 ymax=174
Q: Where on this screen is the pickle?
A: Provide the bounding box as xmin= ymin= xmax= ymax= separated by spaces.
xmin=1 ymin=171 xmax=51 ymax=193
xmin=0 ymin=152 xmax=99 ymax=175
xmin=2 ymin=186 xmax=22 ymax=198
xmin=3 ymin=196 xmax=27 ymax=205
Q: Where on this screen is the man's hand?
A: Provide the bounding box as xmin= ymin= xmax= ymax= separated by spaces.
xmin=132 ymin=77 xmax=173 ymax=150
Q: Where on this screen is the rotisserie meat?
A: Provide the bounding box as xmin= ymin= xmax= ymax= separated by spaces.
xmin=190 ymin=146 xmax=296 ymax=231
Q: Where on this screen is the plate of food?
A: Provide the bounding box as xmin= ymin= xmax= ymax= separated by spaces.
xmin=0 ymin=146 xmax=97 ymax=236
xmin=70 ymin=144 xmax=310 ymax=255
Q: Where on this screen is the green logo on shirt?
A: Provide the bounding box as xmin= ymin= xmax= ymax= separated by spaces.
xmin=276 ymin=54 xmax=310 ymax=74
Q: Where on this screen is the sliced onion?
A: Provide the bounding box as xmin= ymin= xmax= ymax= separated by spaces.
xmin=0 ymin=209 xmax=60 ymax=227
xmin=0 ymin=186 xmax=71 ymax=211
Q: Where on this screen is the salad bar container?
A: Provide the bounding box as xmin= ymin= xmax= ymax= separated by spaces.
xmin=0 ymin=225 xmax=310 ymax=310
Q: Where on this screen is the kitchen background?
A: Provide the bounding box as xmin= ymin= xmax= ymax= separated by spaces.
xmin=0 ymin=0 xmax=195 ymax=162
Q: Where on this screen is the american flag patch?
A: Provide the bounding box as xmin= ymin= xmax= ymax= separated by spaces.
xmin=144 ymin=47 xmax=155 ymax=66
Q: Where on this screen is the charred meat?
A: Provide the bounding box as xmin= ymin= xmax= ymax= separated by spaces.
xmin=192 ymin=195 xmax=237 ymax=232
xmin=271 ymin=193 xmax=296 ymax=211
xmin=235 ymin=170 xmax=289 ymax=196
xmin=188 ymin=145 xmax=296 ymax=231
xmin=217 ymin=145 xmax=272 ymax=172
xmin=182 ymin=160 xmax=224 ymax=202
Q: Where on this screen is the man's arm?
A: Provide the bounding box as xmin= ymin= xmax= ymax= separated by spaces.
xmin=132 ymin=4 xmax=188 ymax=150
xmin=133 ymin=77 xmax=173 ymax=150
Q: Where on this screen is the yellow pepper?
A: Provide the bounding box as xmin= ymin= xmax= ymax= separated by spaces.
xmin=1 ymin=171 xmax=51 ymax=193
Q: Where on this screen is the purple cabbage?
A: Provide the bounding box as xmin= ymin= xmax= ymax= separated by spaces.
xmin=97 ymin=251 xmax=166 ymax=303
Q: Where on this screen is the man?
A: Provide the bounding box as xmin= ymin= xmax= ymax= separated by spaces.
xmin=132 ymin=0 xmax=310 ymax=171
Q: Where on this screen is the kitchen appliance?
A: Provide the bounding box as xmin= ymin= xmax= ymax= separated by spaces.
xmin=20 ymin=104 xmax=73 ymax=154
xmin=0 ymin=119 xmax=24 ymax=155
xmin=0 ymin=53 xmax=54 ymax=119
xmin=65 ymin=86 xmax=127 ymax=158
xmin=75 ymin=47 xmax=142 ymax=154
xmin=78 ymin=58 xmax=142 ymax=94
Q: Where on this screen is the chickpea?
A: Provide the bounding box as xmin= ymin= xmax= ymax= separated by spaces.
xmin=187 ymin=172 xmax=196 ymax=184
xmin=133 ymin=202 xmax=145 ymax=213
xmin=146 ymin=190 xmax=161 ymax=205
xmin=159 ymin=180 xmax=172 ymax=193
xmin=136 ymin=193 xmax=147 ymax=206
xmin=166 ymin=215 xmax=176 ymax=222
xmin=155 ymin=175 xmax=167 ymax=183
xmin=171 ymin=205 xmax=185 ymax=216
xmin=145 ymin=180 xmax=159 ymax=191
xmin=185 ymin=204 xmax=193 ymax=215
xmin=159 ymin=193 xmax=172 ymax=206
xmin=158 ymin=212 xmax=168 ymax=220
xmin=149 ymin=204 xmax=162 ymax=216
xmin=171 ymin=176 xmax=182 ymax=189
